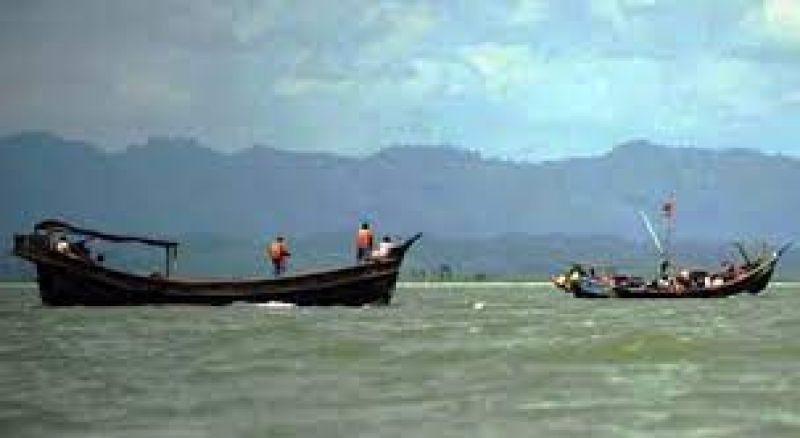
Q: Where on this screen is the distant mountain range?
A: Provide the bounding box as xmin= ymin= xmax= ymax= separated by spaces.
xmin=2 ymin=131 xmax=798 ymax=241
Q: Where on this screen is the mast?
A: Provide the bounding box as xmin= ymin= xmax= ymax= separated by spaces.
xmin=661 ymin=192 xmax=676 ymax=277
xmin=165 ymin=247 xmax=170 ymax=278
xmin=164 ymin=245 xmax=178 ymax=278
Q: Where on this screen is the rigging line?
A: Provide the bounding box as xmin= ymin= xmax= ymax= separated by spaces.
xmin=638 ymin=210 xmax=664 ymax=256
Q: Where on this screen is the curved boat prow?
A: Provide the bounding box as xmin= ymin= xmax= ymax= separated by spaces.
xmin=776 ymin=241 xmax=793 ymax=259
xmin=744 ymin=242 xmax=792 ymax=295
xmin=393 ymin=233 xmax=423 ymax=257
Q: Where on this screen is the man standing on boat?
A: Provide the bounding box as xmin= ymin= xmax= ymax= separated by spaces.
xmin=356 ymin=222 xmax=374 ymax=262
xmin=267 ymin=236 xmax=291 ymax=276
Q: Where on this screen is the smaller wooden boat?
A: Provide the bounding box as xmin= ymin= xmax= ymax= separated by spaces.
xmin=553 ymin=197 xmax=792 ymax=299
xmin=552 ymin=242 xmax=791 ymax=299
xmin=13 ymin=220 xmax=421 ymax=306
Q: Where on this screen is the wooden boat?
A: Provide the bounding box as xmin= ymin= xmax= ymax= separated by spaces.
xmin=552 ymin=195 xmax=792 ymax=299
xmin=13 ymin=220 xmax=421 ymax=306
xmin=552 ymin=242 xmax=791 ymax=299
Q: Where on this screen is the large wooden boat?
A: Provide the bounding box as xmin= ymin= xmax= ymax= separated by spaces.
xmin=13 ymin=220 xmax=421 ymax=306
xmin=552 ymin=242 xmax=791 ymax=299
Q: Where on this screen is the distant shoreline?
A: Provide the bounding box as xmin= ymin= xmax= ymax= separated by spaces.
xmin=0 ymin=282 xmax=38 ymax=288
xmin=398 ymin=281 xmax=552 ymax=288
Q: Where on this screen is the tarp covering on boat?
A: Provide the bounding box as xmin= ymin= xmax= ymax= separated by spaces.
xmin=34 ymin=219 xmax=178 ymax=249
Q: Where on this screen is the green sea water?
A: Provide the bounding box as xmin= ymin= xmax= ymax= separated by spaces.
xmin=1 ymin=283 xmax=799 ymax=437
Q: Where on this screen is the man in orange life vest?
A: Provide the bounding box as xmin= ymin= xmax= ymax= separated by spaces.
xmin=267 ymin=236 xmax=291 ymax=276
xmin=356 ymin=222 xmax=374 ymax=262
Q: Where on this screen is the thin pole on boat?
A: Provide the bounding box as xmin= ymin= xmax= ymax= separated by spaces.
xmin=662 ymin=192 xmax=676 ymax=274
xmin=165 ymin=246 xmax=171 ymax=278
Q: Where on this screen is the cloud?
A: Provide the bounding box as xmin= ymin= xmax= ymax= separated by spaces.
xmin=272 ymin=77 xmax=350 ymax=97
xmin=359 ymin=1 xmax=437 ymax=59
xmin=270 ymin=1 xmax=441 ymax=97
xmin=461 ymin=43 xmax=539 ymax=97
xmin=116 ymin=71 xmax=192 ymax=109
xmin=398 ymin=58 xmax=475 ymax=97
xmin=274 ymin=56 xmax=473 ymax=102
xmin=508 ymin=0 xmax=548 ymax=26
xmin=230 ymin=1 xmax=283 ymax=45
xmin=763 ymin=0 xmax=800 ymax=43
xmin=2 ymin=1 xmax=800 ymax=159
xmin=589 ymin=0 xmax=657 ymax=29
xmin=783 ymin=90 xmax=800 ymax=104
xmin=743 ymin=0 xmax=800 ymax=48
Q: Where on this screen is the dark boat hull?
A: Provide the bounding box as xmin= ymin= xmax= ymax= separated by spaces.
xmin=34 ymin=260 xmax=401 ymax=306
xmin=565 ymin=250 xmax=784 ymax=299
xmin=15 ymin=232 xmax=420 ymax=307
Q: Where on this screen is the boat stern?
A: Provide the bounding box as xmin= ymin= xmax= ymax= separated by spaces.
xmin=12 ymin=233 xmax=51 ymax=262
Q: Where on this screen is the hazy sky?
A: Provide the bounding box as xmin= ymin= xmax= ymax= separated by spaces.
xmin=2 ymin=0 xmax=800 ymax=160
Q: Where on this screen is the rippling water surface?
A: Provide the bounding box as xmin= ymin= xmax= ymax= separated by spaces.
xmin=1 ymin=283 xmax=799 ymax=437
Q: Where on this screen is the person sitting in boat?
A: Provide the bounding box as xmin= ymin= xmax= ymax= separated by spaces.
xmin=55 ymin=236 xmax=71 ymax=255
xmin=267 ymin=236 xmax=291 ymax=276
xmin=356 ymin=222 xmax=374 ymax=262
xmin=53 ymin=235 xmax=92 ymax=261
xmin=659 ymin=259 xmax=670 ymax=279
xmin=675 ymin=269 xmax=691 ymax=290
xmin=721 ymin=261 xmax=737 ymax=281
xmin=564 ymin=264 xmax=587 ymax=291
xmin=553 ymin=274 xmax=567 ymax=288
xmin=567 ymin=264 xmax=585 ymax=281
xmin=370 ymin=236 xmax=397 ymax=260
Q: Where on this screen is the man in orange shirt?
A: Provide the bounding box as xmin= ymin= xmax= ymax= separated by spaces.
xmin=356 ymin=222 xmax=374 ymax=262
xmin=267 ymin=236 xmax=291 ymax=276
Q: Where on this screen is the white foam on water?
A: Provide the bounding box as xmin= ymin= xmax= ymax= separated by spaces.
xmin=253 ymin=301 xmax=296 ymax=309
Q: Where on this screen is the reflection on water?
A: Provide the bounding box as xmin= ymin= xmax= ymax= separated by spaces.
xmin=1 ymin=284 xmax=799 ymax=437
